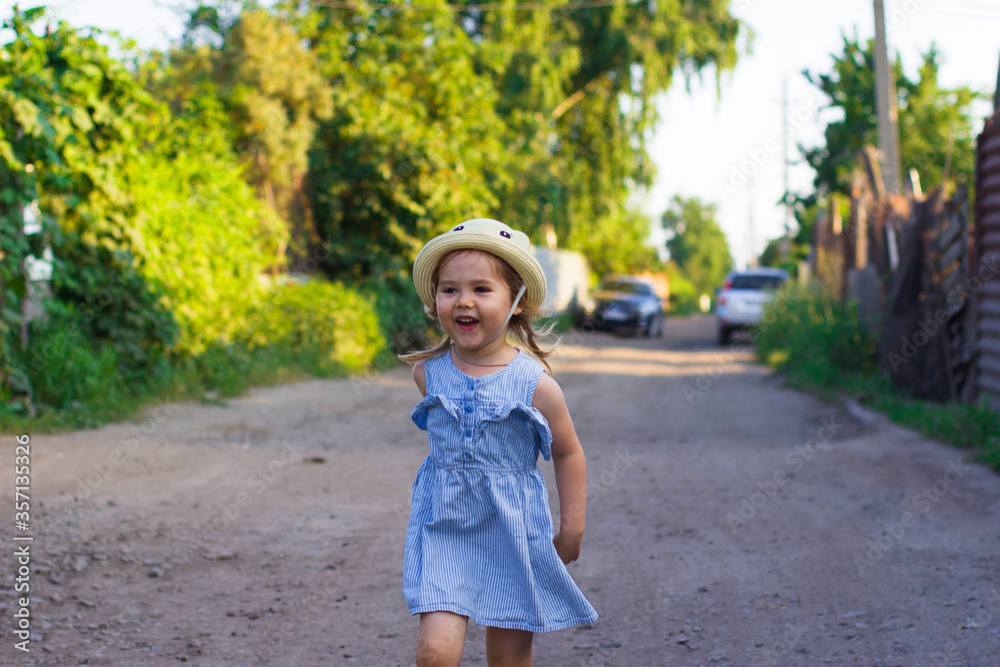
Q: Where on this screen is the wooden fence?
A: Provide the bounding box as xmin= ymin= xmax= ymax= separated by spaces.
xmin=810 ymin=147 xmax=975 ymax=402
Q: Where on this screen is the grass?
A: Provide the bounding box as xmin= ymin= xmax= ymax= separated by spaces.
xmin=755 ymin=286 xmax=1000 ymax=470
xmin=0 ymin=338 xmax=353 ymax=435
xmin=3 ymin=280 xmax=387 ymax=435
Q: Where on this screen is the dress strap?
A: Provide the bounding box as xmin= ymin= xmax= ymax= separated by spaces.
xmin=516 ymin=353 xmax=545 ymax=405
xmin=421 ymin=350 xmax=450 ymax=396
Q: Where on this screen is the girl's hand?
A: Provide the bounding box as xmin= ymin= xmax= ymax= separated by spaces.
xmin=553 ymin=531 xmax=582 ymax=564
xmin=535 ymin=373 xmax=588 ymax=567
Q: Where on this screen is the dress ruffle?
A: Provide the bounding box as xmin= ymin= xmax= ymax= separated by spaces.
xmin=410 ymin=394 xmax=462 ymax=430
xmin=482 ymin=402 xmax=553 ymax=462
xmin=411 ymin=394 xmax=552 ymax=461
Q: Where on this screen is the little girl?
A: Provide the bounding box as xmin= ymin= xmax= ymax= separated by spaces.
xmin=399 ymin=218 xmax=598 ymax=666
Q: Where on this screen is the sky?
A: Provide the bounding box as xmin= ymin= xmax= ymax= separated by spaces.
xmin=22 ymin=0 xmax=1000 ymax=269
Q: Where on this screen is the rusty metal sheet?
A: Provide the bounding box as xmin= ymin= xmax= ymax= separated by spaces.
xmin=975 ymin=112 xmax=1000 ymax=407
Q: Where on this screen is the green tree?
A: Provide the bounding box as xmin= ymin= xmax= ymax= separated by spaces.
xmin=0 ymin=7 xmax=179 ymax=403
xmin=135 ymin=0 xmax=743 ymax=340
xmin=153 ymin=3 xmax=334 ymax=268
xmin=306 ymin=1 xmax=506 ymax=282
xmin=466 ymin=0 xmax=743 ymax=271
xmin=297 ymin=0 xmax=743 ymax=280
xmin=661 ymin=195 xmax=732 ymax=297
xmin=801 ymin=34 xmax=980 ymax=197
xmin=126 ymin=100 xmax=287 ymax=356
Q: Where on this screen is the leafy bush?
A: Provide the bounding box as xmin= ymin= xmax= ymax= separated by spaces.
xmin=754 ymin=284 xmax=878 ymax=377
xmin=664 ymin=262 xmax=699 ymax=314
xmin=50 ymin=237 xmax=179 ymax=384
xmin=127 ymin=97 xmax=287 ymax=357
xmin=1 ymin=278 xmax=387 ymax=430
xmin=1 ymin=8 xmax=166 ymax=401
xmin=754 ymin=284 xmax=1000 ymax=468
xmin=362 ymin=271 xmax=433 ymax=353
xmin=242 ymin=279 xmax=385 ymax=374
xmin=0 ymin=302 xmax=136 ymax=428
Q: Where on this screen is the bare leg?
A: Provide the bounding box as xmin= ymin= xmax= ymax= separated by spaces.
xmin=485 ymin=626 xmax=533 ymax=667
xmin=416 ymin=611 xmax=469 ymax=667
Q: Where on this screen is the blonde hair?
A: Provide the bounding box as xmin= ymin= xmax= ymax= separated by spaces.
xmin=399 ymin=249 xmax=556 ymax=374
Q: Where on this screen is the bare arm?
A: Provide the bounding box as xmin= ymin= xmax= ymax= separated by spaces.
xmin=533 ymin=372 xmax=587 ymax=564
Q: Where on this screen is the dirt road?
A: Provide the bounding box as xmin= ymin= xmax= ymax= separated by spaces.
xmin=2 ymin=314 xmax=999 ymax=666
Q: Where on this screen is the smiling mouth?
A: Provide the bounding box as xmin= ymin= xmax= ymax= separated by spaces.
xmin=456 ymin=316 xmax=480 ymax=331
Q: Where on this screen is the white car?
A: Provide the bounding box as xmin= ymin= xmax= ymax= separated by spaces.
xmin=716 ymin=268 xmax=789 ymax=345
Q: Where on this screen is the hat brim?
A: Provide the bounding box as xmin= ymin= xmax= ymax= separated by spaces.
xmin=413 ymin=231 xmax=546 ymax=311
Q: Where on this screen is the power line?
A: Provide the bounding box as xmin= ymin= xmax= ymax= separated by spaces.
xmin=310 ymin=0 xmax=645 ymax=12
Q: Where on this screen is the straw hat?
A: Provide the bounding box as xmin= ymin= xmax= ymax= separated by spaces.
xmin=413 ymin=218 xmax=547 ymax=310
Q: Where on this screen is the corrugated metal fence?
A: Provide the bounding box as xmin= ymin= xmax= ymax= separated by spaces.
xmin=975 ymin=111 xmax=1000 ymax=409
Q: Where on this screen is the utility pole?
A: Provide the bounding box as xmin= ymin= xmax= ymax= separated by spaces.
xmin=782 ymin=76 xmax=792 ymax=259
xmin=748 ymin=177 xmax=756 ymax=268
xmin=994 ymin=50 xmax=1000 ymax=113
xmin=873 ymin=0 xmax=902 ymax=193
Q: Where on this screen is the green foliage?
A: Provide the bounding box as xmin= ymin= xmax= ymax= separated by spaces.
xmin=1 ymin=278 xmax=386 ymax=430
xmin=0 ymin=1 xmax=749 ymax=429
xmin=754 ymin=283 xmax=878 ymax=376
xmin=308 ymin=2 xmax=505 ymax=282
xmin=0 ymin=10 xmax=384 ymax=430
xmin=473 ymin=0 xmax=742 ymax=276
xmin=574 ymin=208 xmax=661 ymax=277
xmin=361 ymin=272 xmax=433 ymax=353
xmin=864 ymin=386 xmax=1000 ymax=465
xmin=801 ymin=34 xmax=980 ymax=197
xmin=155 ymin=5 xmax=335 ymax=265
xmin=664 ymin=261 xmax=698 ymax=313
xmin=49 ymin=238 xmax=178 ymax=383
xmin=126 ymin=101 xmax=286 ymax=356
xmin=243 ymin=279 xmax=385 ymax=373
xmin=297 ymin=0 xmax=742 ymax=281
xmin=897 ymin=47 xmax=980 ymax=193
xmin=754 ymin=285 xmax=999 ymax=467
xmin=757 ymin=234 xmax=809 ymax=275
xmin=21 ymin=302 xmax=130 ymax=416
xmin=0 ymin=7 xmax=178 ymax=400
xmin=661 ymin=195 xmax=733 ymax=296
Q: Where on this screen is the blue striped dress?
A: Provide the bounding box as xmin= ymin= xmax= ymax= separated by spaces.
xmin=403 ymin=349 xmax=599 ymax=632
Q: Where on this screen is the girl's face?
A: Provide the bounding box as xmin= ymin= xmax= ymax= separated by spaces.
xmin=435 ymin=250 xmax=520 ymax=351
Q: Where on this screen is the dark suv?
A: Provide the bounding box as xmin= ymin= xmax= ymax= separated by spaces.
xmin=579 ymin=277 xmax=664 ymax=337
